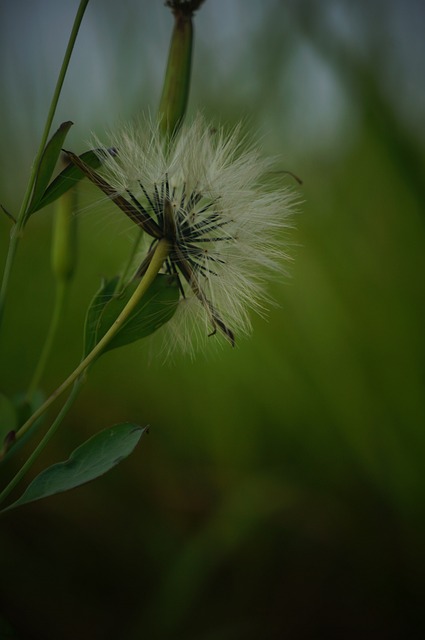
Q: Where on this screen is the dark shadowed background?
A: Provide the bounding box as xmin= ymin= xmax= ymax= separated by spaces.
xmin=1 ymin=1 xmax=425 ymax=638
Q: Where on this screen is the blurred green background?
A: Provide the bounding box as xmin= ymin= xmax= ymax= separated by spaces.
xmin=1 ymin=0 xmax=425 ymax=638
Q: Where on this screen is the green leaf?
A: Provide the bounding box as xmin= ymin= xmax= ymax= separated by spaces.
xmin=30 ymin=149 xmax=111 ymax=214
xmin=84 ymin=273 xmax=180 ymax=356
xmin=27 ymin=121 xmax=73 ymax=215
xmin=99 ymin=274 xmax=180 ymax=352
xmin=3 ymin=423 xmax=145 ymax=511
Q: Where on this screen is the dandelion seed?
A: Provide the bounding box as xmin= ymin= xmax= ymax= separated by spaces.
xmin=78 ymin=115 xmax=296 ymax=354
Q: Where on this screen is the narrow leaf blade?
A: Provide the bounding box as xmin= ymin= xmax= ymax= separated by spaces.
xmin=3 ymin=423 xmax=145 ymax=511
xmin=27 ymin=121 xmax=73 ymax=215
xmin=31 ymin=149 xmax=114 ymax=213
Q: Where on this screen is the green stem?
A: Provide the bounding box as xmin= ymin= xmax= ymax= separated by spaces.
xmin=0 ymin=0 xmax=90 ymax=327
xmin=116 ymin=228 xmax=145 ymax=293
xmin=0 ymin=380 xmax=83 ymax=508
xmin=13 ymin=239 xmax=170 ymax=444
xmin=25 ymin=280 xmax=68 ymax=403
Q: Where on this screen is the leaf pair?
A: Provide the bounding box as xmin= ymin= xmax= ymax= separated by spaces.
xmin=25 ymin=121 xmax=113 ymax=218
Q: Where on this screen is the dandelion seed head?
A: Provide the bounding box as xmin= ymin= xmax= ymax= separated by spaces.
xmin=93 ymin=114 xmax=297 ymax=356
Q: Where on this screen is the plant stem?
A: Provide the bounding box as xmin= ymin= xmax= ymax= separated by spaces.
xmin=116 ymin=228 xmax=145 ymax=293
xmin=0 ymin=231 xmax=20 ymax=328
xmin=13 ymin=239 xmax=170 ymax=444
xmin=0 ymin=0 xmax=90 ymax=327
xmin=0 ymin=380 xmax=83 ymax=508
xmin=25 ymin=280 xmax=68 ymax=403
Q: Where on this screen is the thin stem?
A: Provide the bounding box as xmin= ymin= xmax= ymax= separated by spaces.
xmin=0 ymin=0 xmax=90 ymax=326
xmin=0 ymin=233 xmax=20 ymax=328
xmin=116 ymin=228 xmax=145 ymax=293
xmin=26 ymin=280 xmax=68 ymax=403
xmin=0 ymin=380 xmax=83 ymax=508
xmin=12 ymin=239 xmax=170 ymax=444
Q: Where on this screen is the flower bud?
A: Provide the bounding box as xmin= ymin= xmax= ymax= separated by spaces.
xmin=158 ymin=3 xmax=196 ymax=139
xmin=51 ymin=185 xmax=78 ymax=282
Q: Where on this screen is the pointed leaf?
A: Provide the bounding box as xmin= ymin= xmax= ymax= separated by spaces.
xmin=31 ymin=149 xmax=116 ymax=213
xmin=83 ymin=273 xmax=180 ymax=357
xmin=27 ymin=121 xmax=73 ymax=215
xmin=96 ymin=273 xmax=180 ymax=352
xmin=3 ymin=423 xmax=145 ymax=511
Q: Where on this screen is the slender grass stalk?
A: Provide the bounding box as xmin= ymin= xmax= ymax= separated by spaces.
xmin=116 ymin=228 xmax=145 ymax=293
xmin=0 ymin=0 xmax=90 ymax=327
xmin=25 ymin=280 xmax=68 ymax=403
xmin=26 ymin=183 xmax=78 ymax=402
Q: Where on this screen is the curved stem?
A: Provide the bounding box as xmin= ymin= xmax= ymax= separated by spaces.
xmin=26 ymin=280 xmax=68 ymax=403
xmin=0 ymin=0 xmax=90 ymax=327
xmin=0 ymin=380 xmax=83 ymax=508
xmin=13 ymin=239 xmax=170 ymax=444
xmin=116 ymin=228 xmax=145 ymax=293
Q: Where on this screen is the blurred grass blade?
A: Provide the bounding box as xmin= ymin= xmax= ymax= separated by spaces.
xmin=84 ymin=273 xmax=180 ymax=356
xmin=30 ymin=149 xmax=113 ymax=214
xmin=27 ymin=121 xmax=73 ymax=216
xmin=2 ymin=423 xmax=146 ymax=511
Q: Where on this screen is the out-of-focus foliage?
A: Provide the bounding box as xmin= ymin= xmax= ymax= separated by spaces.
xmin=1 ymin=1 xmax=424 ymax=638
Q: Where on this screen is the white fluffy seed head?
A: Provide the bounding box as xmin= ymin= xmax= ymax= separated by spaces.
xmin=93 ymin=114 xmax=297 ymax=356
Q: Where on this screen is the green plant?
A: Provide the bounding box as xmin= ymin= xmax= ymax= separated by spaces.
xmin=0 ymin=0 xmax=295 ymax=512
